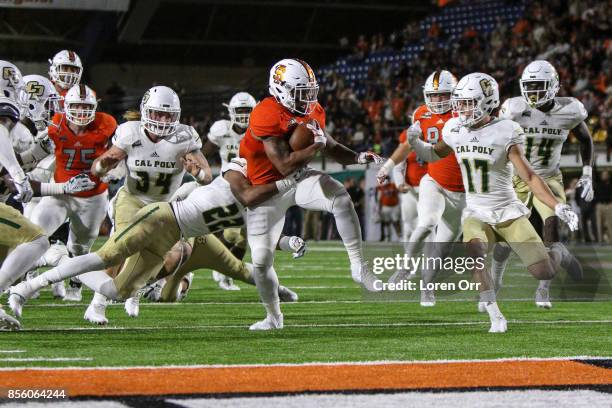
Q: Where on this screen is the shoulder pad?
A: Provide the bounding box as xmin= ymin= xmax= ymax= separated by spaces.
xmin=499 ymin=97 xmax=527 ymax=120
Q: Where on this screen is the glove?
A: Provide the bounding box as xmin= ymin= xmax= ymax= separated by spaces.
xmin=357 ymin=151 xmax=384 ymax=165
xmin=289 ymin=236 xmax=307 ymax=259
xmin=291 ymin=167 xmax=307 ymax=183
xmin=406 ymin=121 xmax=422 ymax=146
xmin=306 ymin=120 xmax=326 ymax=146
xmin=576 ymin=166 xmax=594 ymax=202
xmin=275 ymin=177 xmax=297 ymax=194
xmin=64 ymin=174 xmax=96 ymax=194
xmin=376 ymin=159 xmax=395 ymax=185
xmin=555 ymin=203 xmax=579 ymax=232
xmin=13 ymin=176 xmax=33 ymax=203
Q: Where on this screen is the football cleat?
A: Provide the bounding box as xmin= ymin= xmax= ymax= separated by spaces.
xmin=352 ymin=263 xmax=381 ymax=292
xmin=51 ymin=282 xmax=66 ymax=299
xmin=535 ymin=287 xmax=553 ymax=309
xmin=477 ymin=302 xmax=487 ymax=313
xmin=278 ymin=285 xmax=298 ymax=302
xmin=489 ymin=316 xmax=508 ymax=333
xmin=8 ymin=281 xmax=37 ymax=318
xmin=212 ymin=271 xmax=240 ymax=291
xmin=420 ymin=289 xmax=436 ymax=307
xmin=249 ymin=314 xmax=283 ymax=331
xmin=0 ymin=307 xmax=20 ymax=331
xmin=177 ymin=273 xmax=194 ymax=301
xmin=289 ymin=236 xmax=307 ymax=259
xmin=84 ymin=302 xmax=108 ymax=325
xmin=124 ymin=297 xmax=139 ymax=317
xmin=63 ymin=279 xmax=82 ymax=302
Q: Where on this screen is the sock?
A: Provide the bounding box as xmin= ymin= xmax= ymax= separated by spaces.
xmin=79 ymin=270 xmax=119 ymax=300
xmin=278 ymin=236 xmax=292 ymax=252
xmin=484 ymin=301 xmax=504 ymax=320
xmin=0 ymin=236 xmax=49 ymax=291
xmin=251 ymin=264 xmax=281 ymax=317
xmin=91 ymin=291 xmax=107 ymax=306
xmin=332 ymin=194 xmax=363 ymax=266
xmin=538 ymin=279 xmax=551 ymax=290
xmin=31 ymin=253 xmax=105 ymax=291
xmin=263 ymin=300 xmax=282 ymax=317
xmin=243 ymin=263 xmax=256 ymax=285
xmin=491 ymin=257 xmax=508 ymax=294
xmin=479 ymin=289 xmax=496 ymax=303
xmin=548 ymin=243 xmax=563 ymax=269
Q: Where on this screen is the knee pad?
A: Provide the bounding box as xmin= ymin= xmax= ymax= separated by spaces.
xmin=251 ymin=248 xmax=274 ymax=269
xmin=331 ymin=192 xmax=354 ymax=214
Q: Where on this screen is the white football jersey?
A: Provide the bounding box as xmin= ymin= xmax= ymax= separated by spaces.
xmin=113 ymin=121 xmax=202 ymax=204
xmin=443 ymin=117 xmax=530 ymax=224
xmin=171 ymin=175 xmax=245 ymax=238
xmin=10 ymin=122 xmax=34 ymax=154
xmin=499 ymin=97 xmax=587 ymax=178
xmin=207 ymin=119 xmax=245 ymax=166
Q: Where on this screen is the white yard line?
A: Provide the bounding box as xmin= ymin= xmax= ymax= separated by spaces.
xmin=0 ymin=355 xmax=609 ymax=371
xmin=18 ymin=319 xmax=612 ymax=333
xmin=0 ymin=357 xmax=93 ymax=362
xmin=0 ymin=350 xmax=26 ymax=353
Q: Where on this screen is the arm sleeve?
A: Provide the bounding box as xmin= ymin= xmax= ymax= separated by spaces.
xmin=0 ymin=125 xmax=26 ymax=181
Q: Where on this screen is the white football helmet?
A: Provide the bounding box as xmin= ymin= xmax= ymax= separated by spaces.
xmin=520 ymin=60 xmax=560 ymax=108
xmin=64 ymin=84 xmax=97 ymax=126
xmin=140 ymin=86 xmax=181 ymax=137
xmin=19 ymin=75 xmax=61 ymax=131
xmin=49 ymin=50 xmax=83 ymax=90
xmin=0 ymin=60 xmax=24 ymax=122
xmin=224 ymin=92 xmax=256 ymax=129
xmin=451 ymin=73 xmax=500 ymax=127
xmin=268 ymin=58 xmax=319 ymax=116
xmin=423 ymin=70 xmax=457 ymax=114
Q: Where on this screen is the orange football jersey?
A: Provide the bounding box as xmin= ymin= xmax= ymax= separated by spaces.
xmin=412 ymin=105 xmax=464 ymax=192
xmin=377 ymin=183 xmax=399 ymax=207
xmin=240 ymin=96 xmax=326 ymax=185
xmin=398 ymin=130 xmax=427 ymax=186
xmin=48 ymin=112 xmax=117 ymax=197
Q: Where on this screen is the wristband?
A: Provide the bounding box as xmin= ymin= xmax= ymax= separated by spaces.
xmin=382 ymin=158 xmax=396 ymax=172
xmin=582 ymin=165 xmax=592 ymax=177
xmin=195 ymin=169 xmax=208 ymax=184
xmin=40 ymin=182 xmax=65 ymax=196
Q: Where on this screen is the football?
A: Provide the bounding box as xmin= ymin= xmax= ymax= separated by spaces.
xmin=288 ymin=122 xmax=315 ymax=151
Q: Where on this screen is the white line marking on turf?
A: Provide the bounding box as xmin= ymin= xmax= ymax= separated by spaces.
xmin=0 ymin=357 xmax=93 ymax=362
xmin=0 ymin=355 xmax=609 ymax=371
xmin=18 ymin=319 xmax=612 ymax=332
xmin=24 ymin=297 xmax=612 ymax=307
xmin=0 ymin=350 xmax=26 ymax=353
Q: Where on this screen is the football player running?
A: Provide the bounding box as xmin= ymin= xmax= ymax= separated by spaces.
xmin=407 ymin=73 xmax=579 ymax=333
xmin=73 ymin=85 xmax=210 ymax=324
xmin=239 ymin=58 xmax=383 ymax=330
xmin=204 ymin=91 xmax=257 ymax=291
xmin=9 ymin=159 xmax=300 ymax=322
xmin=27 ymin=84 xmax=116 ymax=301
xmin=496 ymin=60 xmax=592 ymax=309
xmin=377 ymin=70 xmax=465 ymax=306
xmin=0 ymin=61 xmax=49 ymax=330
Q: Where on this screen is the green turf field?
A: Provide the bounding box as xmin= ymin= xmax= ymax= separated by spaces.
xmin=1 ymin=241 xmax=611 ymax=368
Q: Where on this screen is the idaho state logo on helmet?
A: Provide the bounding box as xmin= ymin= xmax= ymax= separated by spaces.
xmin=273 ymin=65 xmax=287 ymax=85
